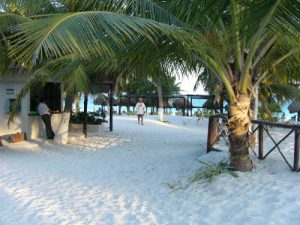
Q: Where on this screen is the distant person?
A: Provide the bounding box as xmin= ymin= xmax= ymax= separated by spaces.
xmin=38 ymin=98 xmax=55 ymax=140
xmin=281 ymin=112 xmax=286 ymax=121
xmin=135 ymin=98 xmax=146 ymax=125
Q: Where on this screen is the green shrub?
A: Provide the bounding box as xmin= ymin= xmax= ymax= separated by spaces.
xmin=70 ymin=112 xmax=106 ymax=125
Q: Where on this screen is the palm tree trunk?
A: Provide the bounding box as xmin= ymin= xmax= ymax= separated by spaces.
xmin=75 ymin=93 xmax=81 ymax=113
xmin=228 ymin=95 xmax=253 ymax=171
xmin=253 ymin=87 xmax=259 ymax=120
xmin=64 ymin=92 xmax=74 ymax=112
xmin=157 ymin=74 xmax=164 ymax=121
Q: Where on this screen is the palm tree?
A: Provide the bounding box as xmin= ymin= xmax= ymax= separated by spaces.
xmin=164 ymin=0 xmax=300 ymax=171
xmin=1 ymin=0 xmax=190 ymax=115
xmin=3 ymin=0 xmax=300 ymax=171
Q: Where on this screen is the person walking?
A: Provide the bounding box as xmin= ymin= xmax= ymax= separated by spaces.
xmin=135 ymin=98 xmax=146 ymax=125
xmin=38 ymin=97 xmax=55 ymax=139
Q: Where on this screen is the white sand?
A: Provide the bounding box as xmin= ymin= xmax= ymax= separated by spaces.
xmin=0 ymin=115 xmax=299 ymax=225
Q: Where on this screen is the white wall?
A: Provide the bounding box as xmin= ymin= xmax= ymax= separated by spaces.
xmin=0 ymin=79 xmax=30 ymax=136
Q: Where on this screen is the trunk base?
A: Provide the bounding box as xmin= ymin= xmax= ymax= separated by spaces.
xmin=230 ymin=156 xmax=253 ymax=172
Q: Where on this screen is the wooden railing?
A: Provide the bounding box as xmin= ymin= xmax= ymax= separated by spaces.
xmin=207 ymin=115 xmax=300 ymax=172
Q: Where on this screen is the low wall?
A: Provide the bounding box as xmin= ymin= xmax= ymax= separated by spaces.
xmin=28 ymin=112 xmax=70 ymax=144
xmin=69 ymin=123 xmax=102 ymax=133
xmin=0 ymin=112 xmax=70 ymax=144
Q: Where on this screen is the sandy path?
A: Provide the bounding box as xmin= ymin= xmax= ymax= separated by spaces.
xmin=0 ymin=115 xmax=299 ymax=225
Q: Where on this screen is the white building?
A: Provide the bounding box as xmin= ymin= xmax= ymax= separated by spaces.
xmin=0 ymin=74 xmax=69 ymax=144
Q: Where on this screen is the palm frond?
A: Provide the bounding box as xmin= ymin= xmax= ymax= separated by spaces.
xmin=9 ymin=11 xmax=197 ymax=65
xmin=74 ymin=0 xmax=183 ymax=25
xmin=270 ymin=83 xmax=300 ymax=101
xmin=63 ymin=63 xmax=90 ymax=94
xmin=0 ymin=0 xmax=57 ymax=16
xmin=0 ymin=12 xmax=29 ymax=33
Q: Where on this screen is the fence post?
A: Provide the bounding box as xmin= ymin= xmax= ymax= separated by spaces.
xmin=294 ymin=129 xmax=300 ymax=171
xmin=207 ymin=116 xmax=219 ymax=153
xmin=258 ymin=124 xmax=264 ymax=160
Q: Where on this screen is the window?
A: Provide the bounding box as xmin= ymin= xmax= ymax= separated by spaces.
xmin=4 ymin=99 xmax=21 ymax=114
xmin=30 ymin=82 xmax=61 ymax=112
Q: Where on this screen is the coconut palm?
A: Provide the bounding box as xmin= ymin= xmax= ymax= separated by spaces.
xmin=163 ymin=0 xmax=300 ymax=171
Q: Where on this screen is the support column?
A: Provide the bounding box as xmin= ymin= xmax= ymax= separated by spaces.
xmin=109 ymin=87 xmax=113 ymax=132
xmin=294 ymin=129 xmax=300 ymax=171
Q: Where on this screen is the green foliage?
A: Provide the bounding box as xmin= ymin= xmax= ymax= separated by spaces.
xmin=165 ymin=159 xmax=238 ymax=191
xmin=190 ymin=160 xmax=238 ymax=184
xmin=194 ymin=109 xmax=202 ymax=117
xmin=117 ymin=73 xmax=180 ymax=96
xmin=70 ymin=112 xmax=106 ymax=125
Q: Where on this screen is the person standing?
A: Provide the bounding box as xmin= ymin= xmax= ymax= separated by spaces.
xmin=135 ymin=98 xmax=146 ymax=125
xmin=38 ymin=97 xmax=55 ymax=139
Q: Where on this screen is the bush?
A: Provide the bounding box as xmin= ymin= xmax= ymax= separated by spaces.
xmin=70 ymin=112 xmax=107 ymax=125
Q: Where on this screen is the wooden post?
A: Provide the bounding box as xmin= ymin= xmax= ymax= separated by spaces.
xmin=294 ymin=129 xmax=300 ymax=171
xmin=109 ymin=88 xmax=113 ymax=132
xmin=183 ymin=97 xmax=186 ymax=116
xmin=190 ymin=96 xmax=192 ymax=117
xmin=220 ymin=100 xmax=224 ymax=114
xmin=118 ymin=96 xmax=122 ymax=115
xmin=206 ymin=116 xmax=219 ymax=153
xmin=207 ymin=117 xmax=213 ymax=153
xmin=83 ymin=94 xmax=88 ymax=138
xmin=258 ymin=124 xmax=264 ymax=159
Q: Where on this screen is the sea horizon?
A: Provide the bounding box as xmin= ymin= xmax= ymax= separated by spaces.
xmin=75 ymin=95 xmax=297 ymax=120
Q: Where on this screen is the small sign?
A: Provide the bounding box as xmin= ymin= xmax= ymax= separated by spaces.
xmin=6 ymin=89 xmax=14 ymax=95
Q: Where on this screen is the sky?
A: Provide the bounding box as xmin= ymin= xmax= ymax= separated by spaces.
xmin=176 ymin=74 xmax=206 ymax=95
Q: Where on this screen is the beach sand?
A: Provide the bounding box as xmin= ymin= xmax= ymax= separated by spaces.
xmin=0 ymin=115 xmax=299 ymax=225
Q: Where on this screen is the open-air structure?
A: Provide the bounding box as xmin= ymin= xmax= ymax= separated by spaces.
xmin=0 ymin=74 xmax=69 ymax=144
xmin=116 ymin=94 xmax=224 ymax=116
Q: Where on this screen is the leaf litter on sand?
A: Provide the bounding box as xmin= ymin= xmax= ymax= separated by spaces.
xmin=164 ymin=159 xmax=238 ymax=192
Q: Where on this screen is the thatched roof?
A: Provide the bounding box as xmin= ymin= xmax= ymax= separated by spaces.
xmin=171 ymin=97 xmax=192 ymax=108
xmin=118 ymin=98 xmax=137 ymax=106
xmin=94 ymin=95 xmax=118 ymax=106
xmin=202 ymin=96 xmax=222 ymax=109
xmin=288 ymin=102 xmax=300 ymax=113
xmin=93 ymin=95 xmax=108 ymax=105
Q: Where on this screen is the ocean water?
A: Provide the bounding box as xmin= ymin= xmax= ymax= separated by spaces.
xmin=75 ymin=95 xmax=297 ymax=119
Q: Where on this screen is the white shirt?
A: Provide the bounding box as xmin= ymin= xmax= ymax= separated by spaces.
xmin=38 ymin=103 xmax=50 ymax=115
xmin=136 ymin=102 xmax=145 ymax=115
